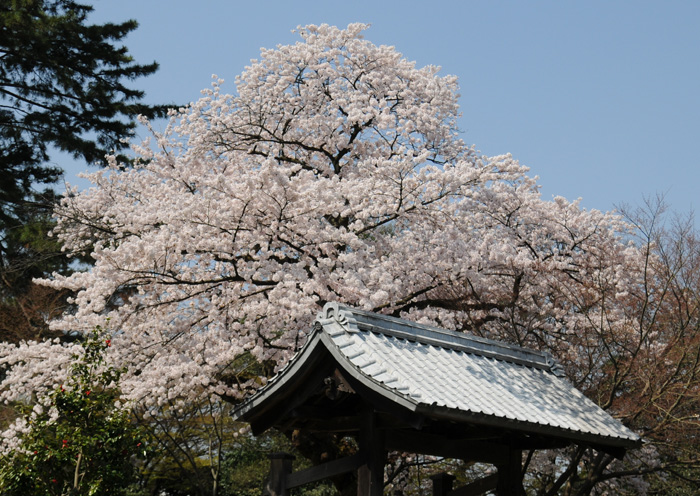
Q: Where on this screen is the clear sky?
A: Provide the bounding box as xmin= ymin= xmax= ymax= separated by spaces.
xmin=63 ymin=0 xmax=700 ymax=216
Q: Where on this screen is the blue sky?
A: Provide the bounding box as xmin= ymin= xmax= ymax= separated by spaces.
xmin=63 ymin=0 xmax=700 ymax=216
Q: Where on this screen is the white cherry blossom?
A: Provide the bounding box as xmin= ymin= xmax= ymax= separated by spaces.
xmin=2 ymin=26 xmax=644 ymax=463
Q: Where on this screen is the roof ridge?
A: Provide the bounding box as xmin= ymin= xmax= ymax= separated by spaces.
xmin=316 ymin=302 xmax=565 ymax=375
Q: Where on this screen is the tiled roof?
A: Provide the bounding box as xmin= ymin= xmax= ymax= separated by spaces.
xmin=236 ymin=302 xmax=640 ymax=449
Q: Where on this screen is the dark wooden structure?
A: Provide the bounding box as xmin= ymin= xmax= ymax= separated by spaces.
xmin=233 ymin=303 xmax=640 ymax=495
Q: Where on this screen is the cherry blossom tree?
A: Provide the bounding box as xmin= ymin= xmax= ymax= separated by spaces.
xmin=1 ymin=23 xmax=676 ymax=493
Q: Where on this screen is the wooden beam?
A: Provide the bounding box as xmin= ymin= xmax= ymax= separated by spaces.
xmin=286 ymin=454 xmax=363 ymax=489
xmin=357 ymin=410 xmax=386 ymax=496
xmin=288 ymin=409 xmax=361 ymax=433
xmin=385 ymin=430 xmax=509 ymax=466
xmin=431 ymin=472 xmax=455 ymax=496
xmin=495 ymin=449 xmax=524 ymax=496
xmin=264 ymin=452 xmax=295 ymax=496
xmin=450 ymin=474 xmax=499 ymax=496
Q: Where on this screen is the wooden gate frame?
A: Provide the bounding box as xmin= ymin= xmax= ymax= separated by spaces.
xmin=233 ymin=304 xmax=640 ymax=496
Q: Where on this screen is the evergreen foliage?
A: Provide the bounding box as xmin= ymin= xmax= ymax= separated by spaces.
xmin=0 ymin=328 xmax=147 ymax=495
xmin=0 ymin=0 xmax=168 ymax=341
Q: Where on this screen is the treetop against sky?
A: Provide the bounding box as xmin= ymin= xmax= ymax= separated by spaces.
xmin=60 ymin=1 xmax=700 ymax=216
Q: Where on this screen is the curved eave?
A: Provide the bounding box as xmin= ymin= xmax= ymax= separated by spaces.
xmin=232 ymin=327 xmax=327 ymax=423
xmin=414 ymin=403 xmax=641 ymax=452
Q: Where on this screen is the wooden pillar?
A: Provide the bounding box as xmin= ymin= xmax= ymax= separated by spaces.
xmin=357 ymin=410 xmax=386 ymax=496
xmin=495 ymin=449 xmax=524 ymax=496
xmin=264 ymin=452 xmax=295 ymax=496
xmin=430 ymin=472 xmax=456 ymax=496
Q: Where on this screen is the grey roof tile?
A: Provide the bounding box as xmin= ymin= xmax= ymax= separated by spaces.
xmin=318 ymin=303 xmax=639 ymax=445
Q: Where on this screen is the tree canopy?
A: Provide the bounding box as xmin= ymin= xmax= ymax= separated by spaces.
xmin=34 ymin=23 xmax=638 ymax=405
xmin=1 ymin=23 xmax=699 ymax=494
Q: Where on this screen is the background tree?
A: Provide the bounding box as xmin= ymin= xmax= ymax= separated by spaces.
xmin=133 ymin=398 xmax=334 ymax=496
xmin=217 ymin=428 xmax=337 ymax=496
xmin=0 ymin=0 xmax=169 ymax=342
xmin=134 ymin=398 xmax=237 ymax=496
xmin=0 ymin=191 xmax=71 ymax=342
xmin=502 ymin=198 xmax=700 ymax=495
xmin=3 ymin=22 xmax=697 ymax=493
xmin=601 ymin=200 xmax=700 ymax=494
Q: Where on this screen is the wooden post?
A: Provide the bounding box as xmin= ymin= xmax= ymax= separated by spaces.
xmin=430 ymin=472 xmax=456 ymax=496
xmin=265 ymin=452 xmax=295 ymax=496
xmin=495 ymin=449 xmax=524 ymax=496
xmin=357 ymin=410 xmax=386 ymax=496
